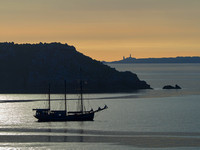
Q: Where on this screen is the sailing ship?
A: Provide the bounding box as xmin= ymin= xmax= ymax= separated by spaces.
xmin=33 ymin=81 xmax=108 ymax=122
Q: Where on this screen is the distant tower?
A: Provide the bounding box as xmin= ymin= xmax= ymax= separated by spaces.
xmin=123 ymin=56 xmax=125 ymax=60
xmin=130 ymin=54 xmax=132 ymax=58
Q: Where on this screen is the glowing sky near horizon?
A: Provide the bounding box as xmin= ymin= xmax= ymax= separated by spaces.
xmin=0 ymin=0 xmax=200 ymax=61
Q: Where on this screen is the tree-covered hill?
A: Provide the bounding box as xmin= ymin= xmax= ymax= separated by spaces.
xmin=0 ymin=42 xmax=151 ymax=93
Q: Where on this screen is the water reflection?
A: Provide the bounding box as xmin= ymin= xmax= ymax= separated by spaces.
xmin=1 ymin=128 xmax=200 ymax=148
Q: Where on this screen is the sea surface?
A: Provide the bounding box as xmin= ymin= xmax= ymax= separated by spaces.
xmin=0 ymin=63 xmax=200 ymax=149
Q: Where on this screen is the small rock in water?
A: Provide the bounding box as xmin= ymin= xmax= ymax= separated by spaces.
xmin=163 ymin=84 xmax=181 ymax=89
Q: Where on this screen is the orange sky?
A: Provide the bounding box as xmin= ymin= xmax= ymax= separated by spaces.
xmin=0 ymin=0 xmax=200 ymax=61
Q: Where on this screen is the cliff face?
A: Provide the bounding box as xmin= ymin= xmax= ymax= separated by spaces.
xmin=0 ymin=42 xmax=151 ymax=93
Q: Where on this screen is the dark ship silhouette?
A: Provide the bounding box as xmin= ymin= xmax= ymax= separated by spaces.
xmin=33 ymin=81 xmax=107 ymax=122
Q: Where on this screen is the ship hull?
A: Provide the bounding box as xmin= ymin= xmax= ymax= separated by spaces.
xmin=34 ymin=112 xmax=95 ymax=122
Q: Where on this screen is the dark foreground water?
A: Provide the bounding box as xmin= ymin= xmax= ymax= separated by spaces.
xmin=0 ymin=63 xmax=200 ymax=149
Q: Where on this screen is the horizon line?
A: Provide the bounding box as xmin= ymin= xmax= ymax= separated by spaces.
xmin=106 ymin=56 xmax=200 ymax=62
xmin=1 ymin=42 xmax=199 ymax=62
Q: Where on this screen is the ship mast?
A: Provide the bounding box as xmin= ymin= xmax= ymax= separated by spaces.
xmin=48 ymin=84 xmax=51 ymax=110
xmin=64 ymin=80 xmax=67 ymax=115
xmin=80 ymin=79 xmax=84 ymax=114
xmin=80 ymin=68 xmax=84 ymax=114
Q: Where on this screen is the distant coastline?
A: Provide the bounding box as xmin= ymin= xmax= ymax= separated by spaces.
xmin=105 ymin=56 xmax=200 ymax=64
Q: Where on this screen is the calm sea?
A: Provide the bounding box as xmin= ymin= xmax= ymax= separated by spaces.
xmin=0 ymin=63 xmax=200 ymax=149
